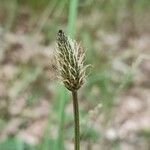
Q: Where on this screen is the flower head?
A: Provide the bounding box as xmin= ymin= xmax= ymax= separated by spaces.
xmin=56 ymin=30 xmax=87 ymax=91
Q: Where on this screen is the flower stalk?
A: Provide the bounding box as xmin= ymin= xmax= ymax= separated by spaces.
xmin=72 ymin=90 xmax=80 ymax=150
xmin=56 ymin=30 xmax=88 ymax=150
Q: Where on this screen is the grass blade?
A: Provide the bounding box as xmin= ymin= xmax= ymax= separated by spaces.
xmin=67 ymin=0 xmax=79 ymax=38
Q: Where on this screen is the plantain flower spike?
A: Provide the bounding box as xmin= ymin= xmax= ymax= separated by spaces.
xmin=56 ymin=30 xmax=88 ymax=91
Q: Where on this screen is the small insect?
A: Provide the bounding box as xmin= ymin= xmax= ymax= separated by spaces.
xmin=58 ymin=29 xmax=63 ymax=34
xmin=57 ymin=29 xmax=63 ymax=39
xmin=57 ymin=29 xmax=68 ymax=47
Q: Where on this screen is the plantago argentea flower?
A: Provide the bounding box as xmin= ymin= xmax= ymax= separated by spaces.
xmin=56 ymin=30 xmax=88 ymax=150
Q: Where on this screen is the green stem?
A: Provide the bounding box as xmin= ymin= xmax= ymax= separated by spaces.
xmin=67 ymin=0 xmax=78 ymax=38
xmin=72 ymin=90 xmax=80 ymax=150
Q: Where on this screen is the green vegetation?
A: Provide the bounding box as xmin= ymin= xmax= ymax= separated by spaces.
xmin=0 ymin=0 xmax=149 ymax=150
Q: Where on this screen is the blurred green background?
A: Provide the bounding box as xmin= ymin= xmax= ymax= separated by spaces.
xmin=0 ymin=0 xmax=150 ymax=150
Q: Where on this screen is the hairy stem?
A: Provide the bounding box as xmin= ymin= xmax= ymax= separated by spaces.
xmin=72 ymin=90 xmax=80 ymax=150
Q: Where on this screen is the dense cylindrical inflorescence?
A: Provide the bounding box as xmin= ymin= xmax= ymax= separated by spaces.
xmin=56 ymin=30 xmax=87 ymax=91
